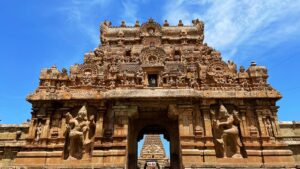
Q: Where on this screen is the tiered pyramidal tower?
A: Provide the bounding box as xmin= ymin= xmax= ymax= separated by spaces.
xmin=138 ymin=135 xmax=169 ymax=168
xmin=0 ymin=18 xmax=299 ymax=168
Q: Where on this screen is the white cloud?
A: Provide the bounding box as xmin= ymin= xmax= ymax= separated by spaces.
xmin=59 ymin=0 xmax=142 ymax=43
xmin=121 ymin=0 xmax=139 ymax=25
xmin=163 ymin=0 xmax=300 ymax=59
xmin=57 ymin=0 xmax=300 ymax=61
xmin=58 ymin=0 xmax=111 ymax=46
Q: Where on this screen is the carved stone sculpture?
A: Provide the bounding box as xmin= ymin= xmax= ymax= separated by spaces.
xmin=63 ymin=105 xmax=95 ymax=160
xmin=213 ymin=104 xmax=243 ymax=158
xmin=265 ymin=118 xmax=275 ymax=138
xmin=35 ymin=122 xmax=42 ymax=142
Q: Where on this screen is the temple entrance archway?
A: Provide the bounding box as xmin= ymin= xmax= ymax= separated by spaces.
xmin=127 ymin=107 xmax=181 ymax=169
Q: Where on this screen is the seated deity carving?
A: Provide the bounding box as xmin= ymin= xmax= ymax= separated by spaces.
xmin=212 ymin=104 xmax=244 ymax=158
xmin=63 ymin=104 xmax=95 ymax=160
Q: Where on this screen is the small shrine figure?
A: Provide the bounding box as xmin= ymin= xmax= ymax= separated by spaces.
xmin=265 ymin=117 xmax=275 ymax=138
xmin=189 ymin=77 xmax=199 ymax=88
xmin=109 ymin=80 xmax=116 ymax=89
xmin=213 ymin=104 xmax=243 ymax=158
xmin=238 ymin=66 xmax=249 ymax=89
xmin=35 ymin=122 xmax=42 ymax=142
xmin=228 ymin=60 xmax=237 ymax=75
xmin=136 ymin=69 xmax=144 ymax=85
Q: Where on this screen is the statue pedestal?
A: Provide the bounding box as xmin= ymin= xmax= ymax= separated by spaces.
xmin=215 ymin=158 xmax=261 ymax=168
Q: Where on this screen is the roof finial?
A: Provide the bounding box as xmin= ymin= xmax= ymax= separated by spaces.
xmin=239 ymin=66 xmax=245 ymax=72
xmin=148 ymin=18 xmax=154 ymax=23
xmin=163 ymin=20 xmax=169 ymax=27
xmin=178 ymin=20 xmax=183 ymax=26
xmin=135 ymin=20 xmax=140 ymax=27
xmin=121 ymin=20 xmax=126 ymax=27
xmin=251 ymin=61 xmax=257 ymax=66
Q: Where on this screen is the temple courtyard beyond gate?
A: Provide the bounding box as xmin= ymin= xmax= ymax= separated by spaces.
xmin=0 ymin=19 xmax=300 ymax=168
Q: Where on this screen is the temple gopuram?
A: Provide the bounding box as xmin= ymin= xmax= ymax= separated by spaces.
xmin=138 ymin=135 xmax=169 ymax=168
xmin=0 ymin=18 xmax=300 ymax=168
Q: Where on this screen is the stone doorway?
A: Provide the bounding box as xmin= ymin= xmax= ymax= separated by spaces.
xmin=137 ymin=134 xmax=170 ymax=168
xmin=127 ymin=109 xmax=181 ymax=169
xmin=148 ymin=74 xmax=158 ymax=87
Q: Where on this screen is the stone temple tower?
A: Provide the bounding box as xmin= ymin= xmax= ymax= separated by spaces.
xmin=1 ymin=18 xmax=300 ymax=168
xmin=138 ymin=135 xmax=170 ymax=168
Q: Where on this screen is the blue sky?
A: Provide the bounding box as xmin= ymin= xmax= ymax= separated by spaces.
xmin=0 ymin=0 xmax=300 ymax=158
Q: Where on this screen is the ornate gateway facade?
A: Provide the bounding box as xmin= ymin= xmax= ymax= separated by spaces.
xmin=0 ymin=19 xmax=300 ymax=168
xmin=138 ymin=134 xmax=170 ymax=168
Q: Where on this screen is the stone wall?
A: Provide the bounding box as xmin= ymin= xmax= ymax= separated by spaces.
xmin=1 ymin=121 xmax=300 ymax=168
xmin=0 ymin=124 xmax=28 ymax=167
xmin=279 ymin=121 xmax=300 ymax=166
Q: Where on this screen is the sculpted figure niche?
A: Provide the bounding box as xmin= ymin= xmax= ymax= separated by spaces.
xmin=63 ymin=104 xmax=96 ymax=160
xmin=35 ymin=122 xmax=42 ymax=142
xmin=265 ymin=117 xmax=275 ymax=139
xmin=212 ymin=104 xmax=244 ymax=158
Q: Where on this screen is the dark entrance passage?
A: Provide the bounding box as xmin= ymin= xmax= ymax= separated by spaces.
xmin=127 ymin=109 xmax=181 ymax=169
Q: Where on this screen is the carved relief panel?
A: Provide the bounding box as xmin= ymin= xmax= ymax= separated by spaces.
xmin=210 ymin=103 xmax=246 ymax=158
xmin=193 ymin=106 xmax=204 ymax=137
xmin=63 ymin=104 xmax=96 ymax=160
xmin=179 ymin=107 xmax=194 ymax=137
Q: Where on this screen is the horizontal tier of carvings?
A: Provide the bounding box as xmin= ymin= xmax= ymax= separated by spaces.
xmin=36 ymin=47 xmax=272 ymax=89
xmin=30 ymin=18 xmax=276 ymax=101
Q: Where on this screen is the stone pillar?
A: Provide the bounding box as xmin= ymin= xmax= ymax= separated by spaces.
xmin=200 ymin=104 xmax=216 ymax=164
xmin=255 ymin=109 xmax=267 ymax=137
xmin=103 ymin=105 xmax=138 ymax=167
xmin=193 ymin=105 xmax=204 ymax=138
xmin=254 ymin=107 xmax=295 ymax=166
xmin=113 ymin=105 xmax=137 ymax=137
xmin=245 ymin=106 xmax=259 ymax=138
xmin=270 ymin=106 xmax=280 ymax=137
xmin=27 ymin=117 xmax=36 ymax=140
xmin=178 ymin=105 xmax=194 ymax=137
xmin=103 ymin=103 xmax=114 ymax=139
xmin=144 ymin=73 xmax=149 ymax=86
xmin=59 ymin=108 xmax=70 ymax=139
xmin=95 ymin=108 xmax=104 ymax=138
xmin=48 ymin=108 xmax=65 ymax=139
xmin=239 ymin=106 xmax=247 ymax=137
xmin=178 ymin=105 xmax=204 ymax=167
xmin=41 ymin=110 xmax=51 ymax=139
xmin=113 ymin=105 xmax=129 ymax=137
xmin=201 ymin=105 xmax=213 ymax=143
xmin=27 ymin=107 xmax=47 ymax=141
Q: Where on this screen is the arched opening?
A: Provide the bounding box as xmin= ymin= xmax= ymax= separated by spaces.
xmin=127 ymin=110 xmax=181 ymax=169
xmin=137 ymin=134 xmax=170 ymax=169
